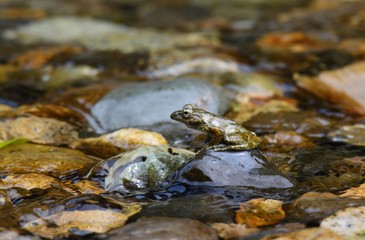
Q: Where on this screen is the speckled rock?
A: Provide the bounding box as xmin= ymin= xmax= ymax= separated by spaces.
xmin=91 ymin=78 xmax=229 ymax=133
xmin=108 ymin=217 xmax=218 ymax=240
xmin=175 ymin=149 xmax=296 ymax=189
xmin=321 ymin=206 xmax=365 ymax=239
xmin=104 ymin=146 xmax=194 ymax=193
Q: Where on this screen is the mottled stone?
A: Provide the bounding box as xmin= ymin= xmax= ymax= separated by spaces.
xmin=105 ymin=146 xmax=194 ymax=193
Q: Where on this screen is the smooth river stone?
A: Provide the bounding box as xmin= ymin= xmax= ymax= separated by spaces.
xmin=176 ymin=149 xmax=296 ymax=189
xmin=91 ymin=78 xmax=229 ymax=133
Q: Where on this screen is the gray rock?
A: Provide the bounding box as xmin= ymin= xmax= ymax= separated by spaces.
xmin=91 ymin=78 xmax=229 ymax=133
xmin=104 ymin=146 xmax=194 ymax=193
xmin=108 ymin=217 xmax=218 ymax=240
xmin=176 ymin=149 xmax=296 ymax=189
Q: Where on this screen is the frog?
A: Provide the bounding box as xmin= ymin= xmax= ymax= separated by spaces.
xmin=170 ymin=104 xmax=262 ymax=151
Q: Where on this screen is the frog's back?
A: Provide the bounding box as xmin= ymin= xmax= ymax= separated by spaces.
xmin=224 ymin=124 xmax=262 ymax=147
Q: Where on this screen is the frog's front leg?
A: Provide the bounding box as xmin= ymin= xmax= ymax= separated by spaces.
xmin=206 ymin=127 xmax=223 ymax=147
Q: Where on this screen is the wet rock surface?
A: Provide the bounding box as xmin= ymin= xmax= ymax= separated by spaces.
xmin=108 ymin=217 xmax=218 ymax=240
xmin=328 ymin=124 xmax=365 ymax=147
xmin=19 ymin=194 xmax=141 ymax=239
xmin=1 ymin=0 xmax=365 ymax=239
xmin=0 ymin=143 xmax=98 ymax=179
xmin=91 ymin=78 xmax=229 ymax=132
xmin=104 ymin=146 xmax=194 ymax=193
xmin=176 ymin=149 xmax=296 ymax=189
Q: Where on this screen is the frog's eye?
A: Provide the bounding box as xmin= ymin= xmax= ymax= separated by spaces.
xmin=183 ymin=108 xmax=192 ymax=118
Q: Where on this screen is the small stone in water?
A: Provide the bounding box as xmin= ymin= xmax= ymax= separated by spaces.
xmin=235 ymin=198 xmax=285 ymax=227
xmin=177 ymin=149 xmax=296 ymax=189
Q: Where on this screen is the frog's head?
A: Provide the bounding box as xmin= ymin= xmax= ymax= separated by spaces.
xmin=170 ymin=104 xmax=203 ymax=128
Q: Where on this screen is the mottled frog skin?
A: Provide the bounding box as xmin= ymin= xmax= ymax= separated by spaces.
xmin=170 ymin=104 xmax=262 ymax=151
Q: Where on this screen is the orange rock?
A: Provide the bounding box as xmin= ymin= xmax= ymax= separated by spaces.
xmin=295 ymin=61 xmax=365 ymax=116
xmin=0 ymin=8 xmax=46 ymax=20
xmin=10 ymin=45 xmax=84 ymax=70
xmin=256 ymin=32 xmax=329 ymax=53
xmin=235 ymin=198 xmax=285 ymax=227
xmin=341 ymin=183 xmax=365 ymax=199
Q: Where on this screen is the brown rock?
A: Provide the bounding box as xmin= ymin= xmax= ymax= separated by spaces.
xmin=211 ymin=223 xmax=258 ymax=240
xmin=256 ymin=32 xmax=330 ymax=53
xmin=0 ymin=143 xmax=98 ymax=179
xmin=294 ymin=61 xmax=365 ymax=116
xmin=73 ymin=128 xmax=167 ymax=158
xmin=261 ymin=227 xmax=343 ymax=240
xmin=10 ymin=45 xmax=83 ymax=70
xmin=0 ymin=8 xmax=46 ymax=20
xmin=44 ymin=82 xmax=117 ymax=113
xmin=0 ymin=104 xmax=87 ymax=129
xmin=0 ymin=115 xmax=79 ymax=146
xmin=72 ymin=180 xmax=105 ymax=194
xmin=285 ymin=192 xmax=365 ymax=222
xmin=108 ymin=217 xmax=218 ymax=240
xmin=0 ymin=173 xmax=61 ymax=190
xmin=229 ymin=99 xmax=298 ymax=124
xmin=330 ymin=156 xmax=365 ymax=177
xmin=235 ymin=198 xmax=285 ymax=227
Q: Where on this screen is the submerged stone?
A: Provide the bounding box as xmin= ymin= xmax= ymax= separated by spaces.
xmin=328 ymin=124 xmax=365 ymax=147
xmin=91 ymin=78 xmax=229 ymax=133
xmin=20 ymin=194 xmax=141 ymax=239
xmin=104 ymin=146 xmax=194 ymax=193
xmin=175 ymin=149 xmax=296 ymax=189
xmin=108 ymin=217 xmax=218 ymax=240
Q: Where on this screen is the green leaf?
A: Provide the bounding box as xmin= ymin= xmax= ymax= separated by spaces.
xmin=0 ymin=138 xmax=29 ymax=149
